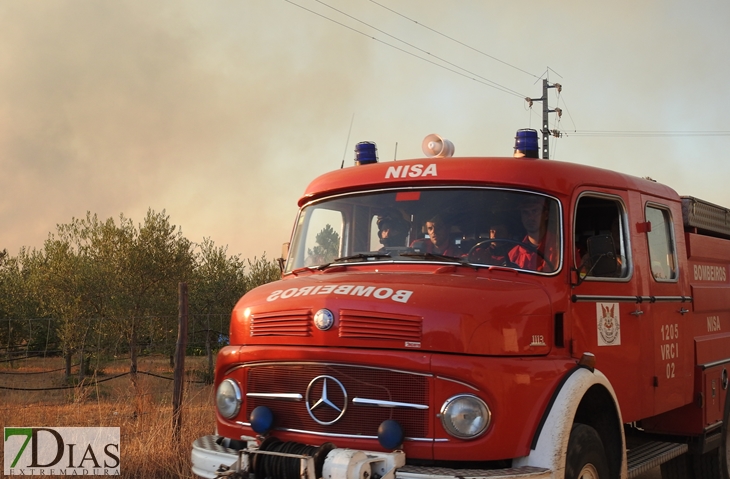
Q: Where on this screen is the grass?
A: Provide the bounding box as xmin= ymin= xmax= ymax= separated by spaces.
xmin=0 ymin=355 xmax=216 ymax=478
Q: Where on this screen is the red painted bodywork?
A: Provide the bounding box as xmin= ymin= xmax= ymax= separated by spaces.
xmin=213 ymin=155 xmax=730 ymax=462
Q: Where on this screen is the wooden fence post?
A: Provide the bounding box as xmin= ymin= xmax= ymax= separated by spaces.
xmin=205 ymin=314 xmax=214 ymax=384
xmin=172 ymin=282 xmax=188 ymax=442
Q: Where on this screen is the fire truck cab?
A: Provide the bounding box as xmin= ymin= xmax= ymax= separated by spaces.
xmin=192 ymin=133 xmax=730 ymax=479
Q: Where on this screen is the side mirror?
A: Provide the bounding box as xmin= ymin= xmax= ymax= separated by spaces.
xmin=573 ymin=234 xmax=619 ymax=286
xmin=278 ymin=242 xmax=290 ymax=273
xmin=586 ymin=235 xmax=619 ymax=277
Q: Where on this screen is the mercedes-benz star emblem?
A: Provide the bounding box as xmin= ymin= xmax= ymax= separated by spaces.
xmin=313 ymin=309 xmax=334 ymax=331
xmin=305 ymin=375 xmax=348 ymax=425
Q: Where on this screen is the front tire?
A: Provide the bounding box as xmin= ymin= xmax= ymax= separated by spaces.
xmin=566 ymin=423 xmax=610 ymax=479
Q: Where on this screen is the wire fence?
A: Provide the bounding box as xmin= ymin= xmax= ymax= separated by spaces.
xmin=0 ymin=353 xmax=217 ymax=478
xmin=0 ymin=314 xmax=230 ymax=361
xmin=0 ymin=314 xmax=224 ymax=477
xmin=0 ymin=353 xmax=210 ymax=387
xmin=0 ymin=354 xmax=215 ymax=446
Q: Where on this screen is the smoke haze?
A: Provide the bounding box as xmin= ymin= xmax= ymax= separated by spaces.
xmin=1 ymin=1 xmax=728 ymax=260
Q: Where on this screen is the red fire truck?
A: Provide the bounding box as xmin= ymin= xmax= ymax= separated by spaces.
xmin=192 ymin=131 xmax=730 ymax=479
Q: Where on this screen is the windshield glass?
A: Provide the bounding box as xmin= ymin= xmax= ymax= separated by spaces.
xmin=286 ymin=187 xmax=562 ymax=274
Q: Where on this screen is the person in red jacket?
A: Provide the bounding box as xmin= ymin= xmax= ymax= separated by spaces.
xmin=509 ymin=197 xmax=558 ymax=272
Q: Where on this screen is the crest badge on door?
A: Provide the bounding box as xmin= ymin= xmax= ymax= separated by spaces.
xmin=597 ymin=302 xmax=621 ymax=346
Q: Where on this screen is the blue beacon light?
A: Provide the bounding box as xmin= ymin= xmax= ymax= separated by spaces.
xmin=513 ymin=129 xmax=539 ymax=159
xmin=355 ymin=142 xmax=378 ymax=165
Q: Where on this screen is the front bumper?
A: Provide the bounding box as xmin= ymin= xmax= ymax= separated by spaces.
xmin=192 ymin=435 xmax=551 ymax=479
xmin=191 ymin=435 xmax=244 ymax=478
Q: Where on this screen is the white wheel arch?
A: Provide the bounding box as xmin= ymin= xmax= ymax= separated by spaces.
xmin=512 ymin=367 xmax=628 ymax=479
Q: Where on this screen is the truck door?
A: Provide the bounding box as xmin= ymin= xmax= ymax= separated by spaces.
xmin=639 ymin=197 xmax=694 ymax=415
xmin=570 ymin=190 xmax=654 ymax=422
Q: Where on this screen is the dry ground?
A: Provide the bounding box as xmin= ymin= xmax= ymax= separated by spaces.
xmin=1 ymin=356 xmax=666 ymax=478
xmin=0 ymin=355 xmax=215 ymax=478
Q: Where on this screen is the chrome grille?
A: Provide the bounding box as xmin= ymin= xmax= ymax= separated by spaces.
xmin=245 ymin=363 xmax=430 ymax=438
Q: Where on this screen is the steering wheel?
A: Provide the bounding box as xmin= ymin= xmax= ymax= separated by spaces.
xmin=467 ymin=238 xmax=555 ymax=272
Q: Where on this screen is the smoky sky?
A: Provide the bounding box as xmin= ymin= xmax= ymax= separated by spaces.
xmin=1 ymin=1 xmax=729 ymax=261
xmin=0 ymin=1 xmax=366 ymax=259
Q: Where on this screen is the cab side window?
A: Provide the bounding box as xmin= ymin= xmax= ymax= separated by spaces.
xmin=645 ymin=205 xmax=678 ymax=281
xmin=574 ymin=195 xmax=630 ymax=279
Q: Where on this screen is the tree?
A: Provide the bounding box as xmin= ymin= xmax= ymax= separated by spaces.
xmin=41 ymin=235 xmax=95 ymax=378
xmin=189 ymin=239 xmax=247 ymax=380
xmin=246 ymin=254 xmax=281 ymax=291
xmin=113 ymin=209 xmax=195 ymax=376
xmin=33 ymin=210 xmax=195 ymax=378
xmin=0 ymin=248 xmax=49 ymax=361
xmin=190 ymin=238 xmax=246 ymax=316
xmin=0 ymin=209 xmax=281 ymax=380
xmin=307 ymin=224 xmax=340 ymax=264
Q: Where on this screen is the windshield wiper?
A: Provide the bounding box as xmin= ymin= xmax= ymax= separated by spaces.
xmin=400 ymin=252 xmax=474 ymax=266
xmin=400 ymin=252 xmax=456 ymax=261
xmin=333 ymin=252 xmax=392 ymax=262
xmin=289 ymin=266 xmax=319 ymax=276
xmin=315 ymin=252 xmax=393 ymax=270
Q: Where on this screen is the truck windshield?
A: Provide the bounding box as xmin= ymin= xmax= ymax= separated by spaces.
xmin=286 ymin=187 xmax=562 ymax=274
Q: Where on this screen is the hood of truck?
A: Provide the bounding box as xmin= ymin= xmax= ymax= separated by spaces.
xmin=230 ymin=267 xmax=553 ymax=356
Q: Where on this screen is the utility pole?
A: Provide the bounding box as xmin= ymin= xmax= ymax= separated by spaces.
xmin=526 ymin=79 xmax=562 ymax=159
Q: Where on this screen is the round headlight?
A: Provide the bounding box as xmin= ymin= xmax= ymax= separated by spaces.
xmin=440 ymin=394 xmax=491 ymax=439
xmin=216 ymin=379 xmax=242 ymax=419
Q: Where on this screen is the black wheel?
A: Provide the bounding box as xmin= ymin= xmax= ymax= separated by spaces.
xmin=565 ymin=423 xmax=610 ymax=479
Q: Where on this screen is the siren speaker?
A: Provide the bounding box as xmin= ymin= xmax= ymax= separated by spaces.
xmin=421 ymin=134 xmax=455 ymax=158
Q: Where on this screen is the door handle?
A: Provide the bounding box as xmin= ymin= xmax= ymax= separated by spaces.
xmin=677 ymin=308 xmax=689 ymax=315
xmin=630 ymin=310 xmax=644 ymax=316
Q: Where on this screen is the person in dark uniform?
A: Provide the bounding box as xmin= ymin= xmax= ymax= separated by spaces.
xmin=377 ymin=211 xmax=410 ymax=248
xmin=411 ymin=214 xmax=462 ymax=257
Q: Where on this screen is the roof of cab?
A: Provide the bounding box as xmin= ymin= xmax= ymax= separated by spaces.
xmin=299 ymin=156 xmax=679 ymax=207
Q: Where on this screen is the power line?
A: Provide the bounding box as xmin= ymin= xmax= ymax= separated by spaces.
xmin=283 ymin=0 xmax=528 ymax=99
xmin=283 ymin=2 xmax=727 ymax=143
xmin=369 ymin=0 xmax=540 ymax=80
xmin=554 ymin=89 xmax=577 ymax=132
xmin=313 ymin=0 xmax=524 ymax=96
xmin=565 ymin=130 xmax=730 ymax=138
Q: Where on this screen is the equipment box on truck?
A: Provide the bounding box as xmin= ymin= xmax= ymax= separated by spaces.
xmin=192 ymin=131 xmax=730 ymax=479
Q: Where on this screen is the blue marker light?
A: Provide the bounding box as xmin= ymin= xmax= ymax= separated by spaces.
xmin=250 ymin=406 xmax=274 ymax=435
xmin=377 ymin=419 xmax=404 ymax=450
